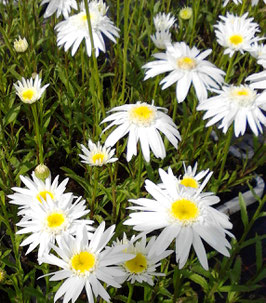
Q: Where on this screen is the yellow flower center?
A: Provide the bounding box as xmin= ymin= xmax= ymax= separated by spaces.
xmin=229 ymin=34 xmax=243 ymax=46
xmin=22 ymin=88 xmax=36 ymax=101
xmin=92 ymin=153 xmax=105 ymax=164
xmin=230 ymin=87 xmax=255 ymax=107
xmin=46 ymin=213 xmax=65 ymax=228
xmin=36 ymin=190 xmax=54 ymax=203
xmin=170 ymin=199 xmax=199 ymax=223
xmin=129 ymin=104 xmax=156 ymax=127
xmin=125 ymin=253 xmax=147 ymax=274
xmin=177 ymin=56 xmax=196 ymax=70
xmin=180 ymin=177 xmax=198 ymax=188
xmin=71 ymin=251 xmax=95 ymax=274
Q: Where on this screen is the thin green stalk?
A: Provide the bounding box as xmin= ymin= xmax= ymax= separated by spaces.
xmin=109 ymin=165 xmax=117 ymax=223
xmin=121 ymin=0 xmax=131 ymax=103
xmin=217 ymin=125 xmax=234 ymax=188
xmin=127 ymin=283 xmax=134 ymax=303
xmin=137 ymin=149 xmax=143 ymax=197
xmin=173 ymin=266 xmax=182 ymax=302
xmin=91 ymin=167 xmax=99 ymax=218
xmin=83 ymin=0 xmax=104 ymax=123
xmin=190 ymin=0 xmax=201 ymax=46
xmin=240 ymin=0 xmax=247 ymax=16
xmin=31 ymin=103 xmax=43 ymax=164
xmin=225 ymin=53 xmax=236 ymax=83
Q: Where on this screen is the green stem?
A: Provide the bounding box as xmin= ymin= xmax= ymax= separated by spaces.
xmin=240 ymin=0 xmax=247 ymax=16
xmin=190 ymin=0 xmax=201 ymax=46
xmin=109 ymin=165 xmax=117 ymax=223
xmin=225 ymin=53 xmax=235 ymax=83
xmin=173 ymin=266 xmax=182 ymax=302
xmin=121 ymin=0 xmax=131 ymax=103
xmin=31 ymin=103 xmax=43 ymax=164
xmin=217 ymin=125 xmax=234 ymax=189
xmin=83 ymin=0 xmax=104 ymax=123
xmin=91 ymin=167 xmax=99 ymax=218
xmin=137 ymin=149 xmax=143 ymax=197
xmin=127 ymin=283 xmax=134 ymax=303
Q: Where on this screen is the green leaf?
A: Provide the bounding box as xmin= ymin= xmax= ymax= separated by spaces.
xmin=230 ymin=256 xmax=242 ymax=284
xmin=219 ymin=284 xmax=261 ymax=292
xmin=253 ymin=268 xmax=266 ymax=284
xmin=239 ymin=192 xmax=248 ymax=228
xmin=183 ymin=271 xmax=209 ymax=293
xmin=3 ymin=104 xmax=21 ymax=126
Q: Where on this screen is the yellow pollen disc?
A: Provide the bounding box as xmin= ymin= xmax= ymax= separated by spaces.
xmin=92 ymin=153 xmax=105 ymax=164
xmin=36 ymin=190 xmax=54 ymax=203
xmin=171 ymin=199 xmax=199 ymax=222
xmin=71 ymin=251 xmax=95 ymax=273
xmin=235 ymin=89 xmax=249 ymax=96
xmin=129 ymin=105 xmax=155 ymax=126
xmin=177 ymin=56 xmax=196 ymax=70
xmin=22 ymin=89 xmax=35 ymax=101
xmin=46 ymin=213 xmax=65 ymax=228
xmin=229 ymin=34 xmax=243 ymax=46
xmin=125 ymin=253 xmax=147 ymax=274
xmin=180 ymin=177 xmax=198 ymax=189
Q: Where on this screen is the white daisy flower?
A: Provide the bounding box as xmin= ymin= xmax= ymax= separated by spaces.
xmin=8 ymin=172 xmax=71 ymax=215
xmin=40 ymin=223 xmax=133 ymax=303
xmin=13 ymin=36 xmax=28 ymax=52
xmin=246 ymin=70 xmax=266 ymax=90
xmin=153 ymin=12 xmax=176 ymax=32
xmin=16 ymin=195 xmax=94 ymax=260
xmin=159 ymin=164 xmax=212 ymax=193
xmin=143 ymin=42 xmax=225 ymax=103
xmin=40 ymin=0 xmax=78 ymax=19
xmin=197 ymin=84 xmax=266 ymax=137
xmin=151 ymin=30 xmax=172 ymax=49
xmin=214 ymin=12 xmax=261 ymax=57
xmin=249 ymin=42 xmax=266 ymax=68
xmin=223 ymin=0 xmax=242 ymax=6
xmin=251 ymin=0 xmax=266 ymax=5
xmin=79 ymin=139 xmax=118 ymax=166
xmin=113 ymin=234 xmax=172 ymax=286
xmin=124 ymin=168 xmax=233 ymax=270
xmin=101 ymin=101 xmax=181 ymax=162
xmin=55 ymin=0 xmax=120 ymax=57
xmin=176 ymin=162 xmax=211 ymax=190
xmin=13 ymin=74 xmax=49 ymax=104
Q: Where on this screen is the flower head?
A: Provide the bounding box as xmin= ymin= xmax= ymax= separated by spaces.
xmin=179 ymin=7 xmax=192 ymax=20
xmin=79 ymin=139 xmax=118 ymax=166
xmin=214 ymin=12 xmax=261 ymax=57
xmin=124 ymin=168 xmax=233 ymax=270
xmin=8 ymin=172 xmax=71 ymax=215
xmin=151 ymin=30 xmax=172 ymax=49
xmin=14 ymin=36 xmax=28 ymax=52
xmin=34 ymin=164 xmax=51 ymax=181
xmin=55 ymin=0 xmax=120 ymax=57
xmin=249 ymin=42 xmax=266 ymax=69
xmin=16 ymin=195 xmax=94 ymax=260
xmin=246 ymin=70 xmax=266 ymax=90
xmin=40 ymin=223 xmax=133 ymax=303
xmin=101 ymin=101 xmax=181 ymax=162
xmin=41 ymin=0 xmax=78 ymax=19
xmin=13 ymin=74 xmax=49 ymax=104
xmin=113 ymin=234 xmax=172 ymax=285
xmin=197 ymin=84 xmax=266 ymax=136
xmin=153 ymin=12 xmax=176 ymax=32
xmin=143 ymin=42 xmax=225 ymax=103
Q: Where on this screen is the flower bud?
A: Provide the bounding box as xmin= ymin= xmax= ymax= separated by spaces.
xmin=34 ymin=164 xmax=50 ymax=181
xmin=179 ymin=7 xmax=193 ymax=20
xmin=0 ymin=268 xmax=6 ymax=283
xmin=14 ymin=36 xmax=28 ymax=53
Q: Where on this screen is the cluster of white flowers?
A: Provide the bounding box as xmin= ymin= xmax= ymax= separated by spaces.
xmin=223 ymin=0 xmax=266 ymax=6
xmin=150 ymin=12 xmax=176 ymax=49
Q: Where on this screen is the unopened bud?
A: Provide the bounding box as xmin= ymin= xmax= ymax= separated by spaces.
xmin=0 ymin=268 xmax=6 ymax=283
xmin=179 ymin=7 xmax=193 ymax=20
xmin=14 ymin=36 xmax=28 ymax=53
xmin=34 ymin=164 xmax=50 ymax=181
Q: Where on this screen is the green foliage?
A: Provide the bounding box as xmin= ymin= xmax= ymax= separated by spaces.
xmin=0 ymin=0 xmax=265 ymax=302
